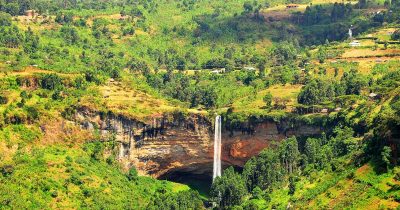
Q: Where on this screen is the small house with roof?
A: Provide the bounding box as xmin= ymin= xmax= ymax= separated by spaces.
xmin=25 ymin=10 xmax=36 ymax=17
xmin=286 ymin=4 xmax=299 ymax=9
xmin=349 ymin=40 xmax=361 ymax=47
xmin=243 ymin=66 xmax=256 ymax=71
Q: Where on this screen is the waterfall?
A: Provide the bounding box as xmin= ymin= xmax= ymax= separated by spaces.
xmin=213 ymin=115 xmax=222 ymax=180
xmin=349 ymin=25 xmax=353 ymax=39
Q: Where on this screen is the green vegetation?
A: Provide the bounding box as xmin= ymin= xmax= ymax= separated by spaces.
xmin=0 ymin=0 xmax=400 ymax=209
xmin=0 ymin=141 xmax=198 ymax=209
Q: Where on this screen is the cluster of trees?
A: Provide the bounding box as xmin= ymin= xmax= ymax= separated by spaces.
xmin=211 ymin=167 xmax=247 ymax=208
xmin=0 ymin=18 xmax=39 ymax=56
xmin=0 ymin=0 xmax=38 ymax=16
xmin=294 ymin=3 xmax=358 ymax=44
xmin=146 ymin=190 xmax=203 ymax=209
xmin=302 ymin=3 xmax=353 ymax=26
xmin=242 ymin=0 xmax=264 ymax=21
xmin=0 ymin=24 xmax=22 ymax=48
xmin=146 ymin=72 xmax=218 ymax=108
xmin=3 ymin=0 xmax=146 ymax=15
xmin=298 ymin=70 xmax=367 ymax=105
xmin=271 ymin=41 xmax=299 ymax=66
xmin=177 ymin=0 xmax=197 ymax=11
xmin=211 ymin=126 xmax=360 ymax=209
xmin=298 ymin=78 xmax=339 ymax=105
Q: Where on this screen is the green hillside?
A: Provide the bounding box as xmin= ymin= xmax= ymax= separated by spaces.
xmin=1 ymin=0 xmax=400 ymax=209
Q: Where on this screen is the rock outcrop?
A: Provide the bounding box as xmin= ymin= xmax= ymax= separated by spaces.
xmin=74 ymin=108 xmax=323 ymax=178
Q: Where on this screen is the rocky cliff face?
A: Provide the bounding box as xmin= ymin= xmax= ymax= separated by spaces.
xmin=74 ymin=108 xmax=322 ymax=178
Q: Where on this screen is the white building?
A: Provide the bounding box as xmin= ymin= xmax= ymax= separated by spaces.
xmin=243 ymin=66 xmax=256 ymax=71
xmin=349 ymin=40 xmax=361 ymax=47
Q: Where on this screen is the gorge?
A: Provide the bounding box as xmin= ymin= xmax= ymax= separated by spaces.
xmin=73 ymin=107 xmax=324 ymax=181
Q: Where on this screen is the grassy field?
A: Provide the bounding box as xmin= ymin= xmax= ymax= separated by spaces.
xmin=232 ymin=84 xmax=302 ymax=114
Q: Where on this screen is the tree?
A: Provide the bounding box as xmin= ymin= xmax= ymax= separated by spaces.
xmin=0 ymin=95 xmax=8 ymax=104
xmin=243 ymin=1 xmax=254 ymax=14
xmin=40 ymin=74 xmax=63 ymax=90
xmin=60 ymin=26 xmax=80 ymax=45
xmin=147 ymin=190 xmax=203 ymax=210
xmin=341 ymin=69 xmax=367 ymax=95
xmin=334 ymin=67 xmax=339 ymax=77
xmin=257 ymin=60 xmax=266 ymax=78
xmin=243 ymin=149 xmax=284 ymax=191
xmin=194 ymin=85 xmax=217 ymax=108
xmin=24 ymin=27 xmax=39 ymax=53
xmin=298 ymin=78 xmax=337 ymax=105
xmin=127 ymin=167 xmax=138 ymax=181
xmin=225 ymin=60 xmax=235 ymax=73
xmin=89 ymin=141 xmax=104 ymax=161
xmin=263 ymin=92 xmax=273 ymax=109
xmin=317 ymin=47 xmax=327 ymax=63
xmin=63 ymin=12 xmax=74 ymax=24
xmin=0 ymin=11 xmax=11 ymax=26
xmin=288 ymin=176 xmax=296 ymax=195
xmin=304 ymin=138 xmax=319 ymax=164
xmin=5 ymin=3 xmax=19 ymax=16
xmin=272 ymin=42 xmax=298 ymax=66
xmin=392 ymin=29 xmax=400 ymax=40
xmin=381 ymin=146 xmax=391 ymax=171
xmin=211 ymin=167 xmax=247 ymax=208
xmin=358 ymin=0 xmax=367 ymax=9
xmin=251 ymin=186 xmax=263 ymax=199
xmin=279 ymin=137 xmax=300 ymax=174
xmin=127 ymin=58 xmax=150 ymax=75
xmin=329 ymin=126 xmax=356 ymax=157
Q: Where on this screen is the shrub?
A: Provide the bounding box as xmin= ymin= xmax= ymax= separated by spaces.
xmin=0 ymin=95 xmax=8 ymax=104
xmin=127 ymin=167 xmax=138 ymax=181
xmin=40 ymin=74 xmax=63 ymax=90
xmin=1 ymin=165 xmax=14 ymax=177
xmin=392 ymin=29 xmax=400 ymax=40
xmin=263 ymin=92 xmax=273 ymax=109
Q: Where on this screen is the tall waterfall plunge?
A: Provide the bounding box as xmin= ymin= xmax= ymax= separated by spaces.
xmin=213 ymin=115 xmax=222 ymax=180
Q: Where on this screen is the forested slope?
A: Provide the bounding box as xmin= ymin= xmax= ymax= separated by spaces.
xmin=0 ymin=0 xmax=400 ymax=209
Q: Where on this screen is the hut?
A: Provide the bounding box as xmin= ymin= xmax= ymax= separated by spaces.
xmin=286 ymin=4 xmax=299 ymax=9
xmin=349 ymin=40 xmax=361 ymax=47
xmin=25 ymin=10 xmax=35 ymax=17
xmin=321 ymin=108 xmax=328 ymax=114
xmin=369 ymin=92 xmax=378 ymax=99
xmin=243 ymin=66 xmax=256 ymax=71
xmin=119 ymin=15 xmax=130 ymax=21
xmin=211 ymin=68 xmax=225 ymax=74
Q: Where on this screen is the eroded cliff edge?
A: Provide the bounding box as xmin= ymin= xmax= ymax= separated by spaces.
xmin=74 ymin=107 xmax=324 ymax=178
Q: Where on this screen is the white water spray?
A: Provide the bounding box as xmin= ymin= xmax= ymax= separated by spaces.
xmin=349 ymin=26 xmax=353 ymax=39
xmin=213 ymin=115 xmax=222 ymax=180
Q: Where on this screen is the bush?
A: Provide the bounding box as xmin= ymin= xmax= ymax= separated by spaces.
xmin=40 ymin=74 xmax=63 ymax=90
xmin=263 ymin=92 xmax=273 ymax=109
xmin=127 ymin=167 xmax=138 ymax=181
xmin=392 ymin=29 xmax=400 ymax=40
xmin=1 ymin=165 xmax=14 ymax=177
xmin=0 ymin=95 xmax=8 ymax=104
xmin=0 ymin=12 xmax=12 ymax=26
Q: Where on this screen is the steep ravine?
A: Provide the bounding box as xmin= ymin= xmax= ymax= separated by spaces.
xmin=74 ymin=108 xmax=323 ymax=178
